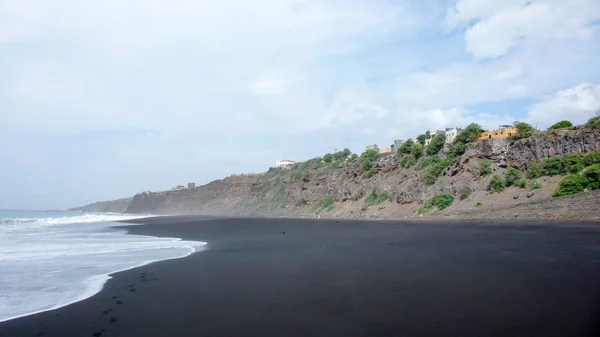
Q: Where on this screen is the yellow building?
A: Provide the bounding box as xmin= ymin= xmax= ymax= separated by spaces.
xmin=473 ymin=126 xmax=518 ymax=140
xmin=379 ymin=147 xmax=392 ymax=154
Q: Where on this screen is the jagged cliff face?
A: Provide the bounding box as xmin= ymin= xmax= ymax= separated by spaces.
xmin=466 ymin=126 xmax=600 ymax=168
xmin=124 ymin=127 xmax=600 ymax=216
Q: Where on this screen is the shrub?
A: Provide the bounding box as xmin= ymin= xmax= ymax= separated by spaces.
xmin=475 ymin=202 xmax=483 ymax=207
xmin=527 ymin=179 xmax=542 ymax=190
xmin=479 ymin=159 xmax=492 ymax=175
xmin=342 ymin=148 xmax=352 ymax=157
xmin=515 ymin=122 xmax=535 ymax=138
xmin=363 ymin=188 xmax=390 ymax=209
xmin=412 ymin=143 xmax=423 ymax=159
xmin=582 ymin=164 xmax=600 ymax=190
xmin=562 ymin=154 xmax=584 ymax=173
xmin=489 ymin=175 xmax=505 ymax=193
xmin=416 ymin=134 xmax=426 ymax=146
xmin=401 ymin=155 xmax=417 ymax=168
xmin=421 ymin=157 xmax=453 ymax=185
xmin=587 ymin=116 xmax=600 ymax=129
xmin=426 ymin=133 xmax=446 ymax=156
xmin=325 ymin=204 xmax=336 ymax=212
xmin=552 ymin=174 xmax=588 ymax=197
xmin=516 ymin=178 xmax=527 ymax=188
xmin=397 ymin=139 xmax=414 ymax=155
xmin=315 ymin=195 xmax=334 ymax=209
xmin=541 ymin=157 xmax=565 ymax=176
xmin=301 ymin=172 xmax=311 ymax=182
xmin=314 ymin=162 xmax=327 ymax=169
xmin=549 ymin=120 xmax=573 ymax=129
xmin=505 ymin=167 xmax=523 ymax=187
xmin=455 ymin=123 xmax=484 ymax=144
xmin=422 ymin=193 xmax=454 ymax=212
xmin=526 ymin=162 xmax=542 ymax=179
xmin=359 ymin=150 xmax=380 ymax=172
xmin=459 ymin=187 xmax=472 ymax=200
xmin=364 ymin=169 xmax=378 ymax=179
xmin=448 ymin=142 xmax=468 ymax=157
xmin=420 ymin=155 xmax=441 ymax=170
xmin=323 ymin=153 xmax=333 ymax=163
xmin=332 ymin=151 xmax=346 ymax=161
xmin=583 ymin=150 xmax=600 ymax=166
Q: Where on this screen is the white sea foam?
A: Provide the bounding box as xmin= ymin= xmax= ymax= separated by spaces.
xmin=0 ymin=210 xmax=206 ymax=322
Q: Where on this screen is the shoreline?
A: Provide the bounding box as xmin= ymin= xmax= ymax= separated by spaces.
xmin=2 ymin=216 xmax=599 ymax=336
xmin=0 ymin=217 xmax=206 ymax=325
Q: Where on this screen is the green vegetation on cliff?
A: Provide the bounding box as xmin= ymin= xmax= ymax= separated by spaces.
xmin=426 ymin=133 xmax=446 ymax=156
xmin=515 ymin=122 xmax=535 ymax=138
xmin=479 ymin=159 xmax=492 ymax=175
xmin=362 ymin=188 xmax=392 ymax=211
xmin=419 ymin=193 xmax=454 ymax=213
xmin=549 ymin=120 xmax=573 ymax=129
xmin=489 ymin=175 xmax=505 ymax=194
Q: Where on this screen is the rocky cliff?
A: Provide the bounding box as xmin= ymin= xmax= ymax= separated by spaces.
xmin=120 ymin=126 xmax=600 ymax=220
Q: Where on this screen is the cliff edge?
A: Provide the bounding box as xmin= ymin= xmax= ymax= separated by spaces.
xmin=120 ymin=126 xmax=600 ymax=221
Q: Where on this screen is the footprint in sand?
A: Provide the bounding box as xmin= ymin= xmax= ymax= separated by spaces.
xmin=116 ymin=300 xmax=123 ymax=305
xmin=102 ymin=309 xmax=112 ymax=315
xmin=109 ymin=317 xmax=118 ymax=323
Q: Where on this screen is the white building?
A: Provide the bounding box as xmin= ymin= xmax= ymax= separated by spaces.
xmin=274 ymin=160 xmax=297 ymax=169
xmin=366 ymin=144 xmax=380 ymax=152
xmin=445 ymin=127 xmax=461 ymax=144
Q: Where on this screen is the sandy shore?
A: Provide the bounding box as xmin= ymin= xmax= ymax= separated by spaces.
xmin=1 ymin=217 xmax=599 ymax=337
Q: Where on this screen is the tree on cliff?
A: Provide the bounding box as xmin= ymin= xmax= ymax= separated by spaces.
xmin=323 ymin=153 xmax=333 ymax=163
xmin=397 ymin=139 xmax=414 ymax=155
xmin=448 ymin=123 xmax=483 ymax=156
xmin=412 ymin=143 xmax=423 ymax=159
xmin=549 ymin=120 xmax=573 ymax=130
xmin=514 ymin=122 xmax=535 ymax=138
xmin=455 ymin=123 xmax=483 ymax=143
xmin=360 ymin=150 xmax=380 ymax=173
xmin=426 ymin=133 xmax=446 ymax=156
xmin=416 ymin=134 xmax=426 ymax=146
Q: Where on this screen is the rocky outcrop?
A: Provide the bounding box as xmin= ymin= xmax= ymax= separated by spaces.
xmin=100 ymin=127 xmax=600 ymax=219
xmin=466 ymin=126 xmax=600 ymax=168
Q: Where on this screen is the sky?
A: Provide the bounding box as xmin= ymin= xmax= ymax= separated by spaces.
xmin=1 ymin=0 xmax=600 ymax=210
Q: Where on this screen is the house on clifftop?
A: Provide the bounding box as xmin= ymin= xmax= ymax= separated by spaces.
xmin=473 ymin=125 xmax=518 ymax=140
xmin=274 ymin=160 xmax=296 ymax=169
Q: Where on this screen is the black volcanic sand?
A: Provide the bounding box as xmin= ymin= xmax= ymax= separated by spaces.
xmin=2 ymin=217 xmax=600 ymax=337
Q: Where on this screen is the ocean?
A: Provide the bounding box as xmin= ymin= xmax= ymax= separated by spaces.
xmin=0 ymin=210 xmax=205 ymax=322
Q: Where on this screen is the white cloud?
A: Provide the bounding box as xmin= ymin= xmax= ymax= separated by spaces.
xmin=446 ymin=0 xmax=600 ymax=59
xmin=1 ymin=0 xmax=599 ymax=209
xmin=527 ymin=83 xmax=600 ymax=128
xmin=0 ymin=0 xmax=421 ymax=137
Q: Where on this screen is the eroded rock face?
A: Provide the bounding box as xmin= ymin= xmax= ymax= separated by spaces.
xmin=466 ymin=126 xmax=600 ymax=168
xmin=123 ymin=127 xmax=600 ymax=215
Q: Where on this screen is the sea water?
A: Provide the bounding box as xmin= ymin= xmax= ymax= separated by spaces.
xmin=0 ymin=210 xmax=206 ymax=322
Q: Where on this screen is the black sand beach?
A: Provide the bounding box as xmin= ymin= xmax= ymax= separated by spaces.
xmin=2 ymin=217 xmax=600 ymax=337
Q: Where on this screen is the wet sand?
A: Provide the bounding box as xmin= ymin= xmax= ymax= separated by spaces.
xmin=1 ymin=217 xmax=600 ymax=337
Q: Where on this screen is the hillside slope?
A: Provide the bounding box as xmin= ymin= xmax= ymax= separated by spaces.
xmin=122 ymin=126 xmax=600 ymax=220
xmin=69 ymin=197 xmax=132 ymax=213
